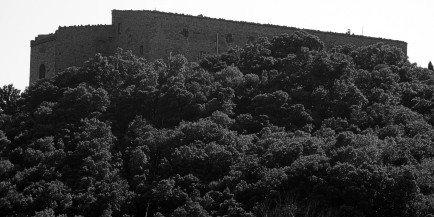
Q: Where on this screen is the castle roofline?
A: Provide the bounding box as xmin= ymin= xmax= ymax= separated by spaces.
xmin=112 ymin=9 xmax=407 ymax=45
xmin=31 ymin=25 xmax=112 ymax=47
xmin=31 ymin=34 xmax=56 ymax=47
xmin=57 ymin=24 xmax=112 ymax=29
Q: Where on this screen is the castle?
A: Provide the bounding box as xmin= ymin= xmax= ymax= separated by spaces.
xmin=30 ymin=10 xmax=408 ymax=84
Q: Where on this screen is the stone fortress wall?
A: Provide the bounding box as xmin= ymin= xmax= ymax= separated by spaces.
xmin=54 ymin=25 xmax=113 ymax=72
xmin=30 ymin=10 xmax=408 ymax=84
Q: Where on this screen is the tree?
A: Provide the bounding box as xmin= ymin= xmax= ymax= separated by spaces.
xmin=0 ymin=84 xmax=20 ymax=115
xmin=428 ymin=61 xmax=433 ymax=70
xmin=270 ymin=31 xmax=324 ymax=57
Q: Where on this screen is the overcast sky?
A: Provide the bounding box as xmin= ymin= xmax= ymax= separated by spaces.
xmin=1 ymin=0 xmax=433 ymax=90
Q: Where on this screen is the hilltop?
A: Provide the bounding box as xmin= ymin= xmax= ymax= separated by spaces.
xmin=1 ymin=31 xmax=434 ymax=216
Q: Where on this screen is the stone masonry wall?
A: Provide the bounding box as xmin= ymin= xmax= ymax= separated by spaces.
xmin=112 ymin=10 xmax=407 ymax=61
xmin=54 ymin=25 xmax=113 ymax=72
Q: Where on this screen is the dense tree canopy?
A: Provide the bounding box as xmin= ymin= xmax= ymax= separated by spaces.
xmin=1 ymin=31 xmax=434 ymax=216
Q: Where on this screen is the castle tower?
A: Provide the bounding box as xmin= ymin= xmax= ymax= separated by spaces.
xmin=30 ymin=34 xmax=56 ymax=84
xmin=29 ymin=25 xmax=113 ymax=84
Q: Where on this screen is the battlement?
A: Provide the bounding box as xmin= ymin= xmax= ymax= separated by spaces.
xmin=57 ymin=24 xmax=112 ymax=31
xmin=55 ymin=25 xmax=113 ymax=36
xmin=31 ymin=34 xmax=56 ymax=47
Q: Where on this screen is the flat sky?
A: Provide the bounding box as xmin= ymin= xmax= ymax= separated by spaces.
xmin=1 ymin=0 xmax=433 ymax=91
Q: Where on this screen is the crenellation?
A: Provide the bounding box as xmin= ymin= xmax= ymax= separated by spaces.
xmin=31 ymin=34 xmax=56 ymax=47
xmin=30 ymin=9 xmax=408 ymax=85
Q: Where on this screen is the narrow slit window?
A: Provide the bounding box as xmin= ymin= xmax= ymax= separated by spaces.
xmin=39 ymin=64 xmax=46 ymax=79
xmin=180 ymin=28 xmax=189 ymax=37
xmin=226 ymin=33 xmax=234 ymax=43
xmin=140 ymin=45 xmax=144 ymax=55
xmin=118 ymin=23 xmax=122 ymax=35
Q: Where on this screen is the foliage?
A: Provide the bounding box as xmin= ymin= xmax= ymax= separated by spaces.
xmin=1 ymin=31 xmax=433 ymax=216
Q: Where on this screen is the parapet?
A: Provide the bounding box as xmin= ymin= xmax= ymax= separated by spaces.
xmin=57 ymin=24 xmax=112 ymax=30
xmin=31 ymin=34 xmax=56 ymax=47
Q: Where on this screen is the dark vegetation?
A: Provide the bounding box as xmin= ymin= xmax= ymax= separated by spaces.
xmin=1 ymin=31 xmax=434 ymax=216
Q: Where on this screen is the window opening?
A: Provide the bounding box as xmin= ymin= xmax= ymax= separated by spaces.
xmin=226 ymin=33 xmax=234 ymax=43
xmin=180 ymin=28 xmax=189 ymax=37
xmin=39 ymin=64 xmax=46 ymax=79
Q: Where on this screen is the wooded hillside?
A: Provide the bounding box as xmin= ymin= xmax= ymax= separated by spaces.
xmin=1 ymin=31 xmax=433 ymax=217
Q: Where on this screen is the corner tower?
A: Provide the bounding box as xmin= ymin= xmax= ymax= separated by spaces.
xmin=30 ymin=34 xmax=57 ymax=84
xmin=29 ymin=25 xmax=114 ymax=85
